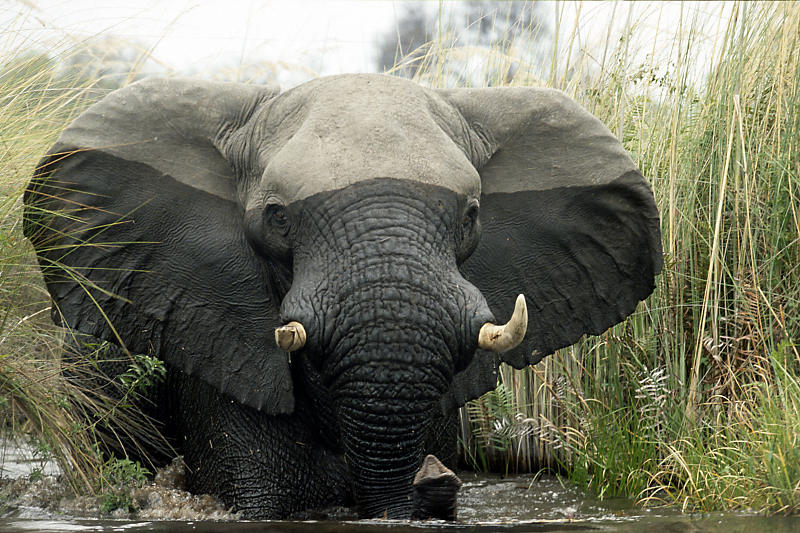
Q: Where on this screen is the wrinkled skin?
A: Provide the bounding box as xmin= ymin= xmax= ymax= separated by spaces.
xmin=183 ymin=178 xmax=485 ymax=517
xmin=23 ymin=74 xmax=663 ymax=519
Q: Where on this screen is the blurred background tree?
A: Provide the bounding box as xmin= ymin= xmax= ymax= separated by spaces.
xmin=60 ymin=37 xmax=151 ymax=90
xmin=376 ymin=1 xmax=552 ymax=85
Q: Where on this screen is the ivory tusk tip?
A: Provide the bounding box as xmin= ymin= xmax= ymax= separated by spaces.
xmin=477 ymin=294 xmax=528 ymax=353
xmin=515 ymin=294 xmax=528 ymax=325
xmin=275 ymin=321 xmax=307 ymax=352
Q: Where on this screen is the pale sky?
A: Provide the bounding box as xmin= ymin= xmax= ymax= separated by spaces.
xmin=9 ymin=1 xmax=398 ymax=75
xmin=6 ymin=1 xmax=731 ymax=87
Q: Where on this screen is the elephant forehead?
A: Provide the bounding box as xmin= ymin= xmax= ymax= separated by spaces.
xmin=258 ymin=74 xmax=481 ymax=204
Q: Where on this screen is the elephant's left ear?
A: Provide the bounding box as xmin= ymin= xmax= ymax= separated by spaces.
xmin=438 ymin=88 xmax=662 ymax=398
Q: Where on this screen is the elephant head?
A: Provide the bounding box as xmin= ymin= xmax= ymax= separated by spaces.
xmin=24 ymin=74 xmax=662 ymax=518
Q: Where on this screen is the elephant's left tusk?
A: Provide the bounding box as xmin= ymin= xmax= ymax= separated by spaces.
xmin=477 ymin=294 xmax=528 ymax=353
xmin=275 ymin=321 xmax=307 ymax=352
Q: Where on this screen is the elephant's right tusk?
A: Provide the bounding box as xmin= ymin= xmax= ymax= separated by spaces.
xmin=477 ymin=294 xmax=528 ymax=353
xmin=275 ymin=321 xmax=307 ymax=352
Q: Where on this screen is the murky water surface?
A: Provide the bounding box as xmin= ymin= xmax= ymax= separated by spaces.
xmin=3 ymin=471 xmax=800 ymax=533
xmin=3 ymin=439 xmax=799 ymax=532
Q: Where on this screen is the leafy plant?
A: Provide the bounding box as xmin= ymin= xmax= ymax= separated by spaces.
xmin=98 ymin=457 xmax=150 ymax=514
xmin=119 ymin=354 xmax=166 ymax=398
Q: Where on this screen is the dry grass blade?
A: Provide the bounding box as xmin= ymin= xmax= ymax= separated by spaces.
xmin=432 ymin=0 xmax=800 ymax=515
xmin=1 ymin=11 xmax=172 ymax=497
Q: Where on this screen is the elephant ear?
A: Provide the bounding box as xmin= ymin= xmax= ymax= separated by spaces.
xmin=439 ymin=87 xmax=663 ymax=406
xmin=23 ymin=78 xmax=294 ymax=414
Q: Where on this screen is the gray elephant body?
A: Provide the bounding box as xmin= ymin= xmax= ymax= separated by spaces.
xmin=24 ymin=74 xmax=662 ymax=519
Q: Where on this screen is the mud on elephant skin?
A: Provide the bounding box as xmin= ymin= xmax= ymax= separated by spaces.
xmin=23 ymin=74 xmax=662 ymax=520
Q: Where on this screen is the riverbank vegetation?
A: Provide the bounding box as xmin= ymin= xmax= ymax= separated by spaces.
xmin=2 ymin=0 xmax=799 ymax=516
xmin=436 ymin=1 xmax=800 ymax=515
xmin=0 ymin=26 xmax=165 ymax=506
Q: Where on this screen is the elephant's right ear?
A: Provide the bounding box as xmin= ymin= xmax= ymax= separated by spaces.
xmin=23 ymin=78 xmax=294 ymax=414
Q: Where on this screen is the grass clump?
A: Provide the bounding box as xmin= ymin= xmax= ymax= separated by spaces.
xmin=1 ymin=24 xmax=168 ymax=503
xmin=416 ymin=0 xmax=800 ymax=514
xmin=1 ymin=42 xmax=100 ymax=492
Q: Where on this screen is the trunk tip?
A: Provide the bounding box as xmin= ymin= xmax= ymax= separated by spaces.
xmin=411 ymin=454 xmax=462 ymax=521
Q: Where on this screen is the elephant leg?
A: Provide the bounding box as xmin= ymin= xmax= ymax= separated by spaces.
xmin=175 ymin=373 xmax=351 ymax=519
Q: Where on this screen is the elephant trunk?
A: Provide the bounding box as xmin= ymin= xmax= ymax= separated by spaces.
xmin=276 ymin=184 xmax=500 ymax=517
xmin=336 ymin=373 xmax=440 ymax=518
xmin=285 ymin=259 xmax=491 ymax=517
xmin=327 ymin=286 xmax=458 ymax=518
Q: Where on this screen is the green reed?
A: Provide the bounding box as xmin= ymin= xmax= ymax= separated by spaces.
xmin=408 ymin=1 xmax=800 ymax=513
xmin=0 ymin=20 xmax=168 ymax=495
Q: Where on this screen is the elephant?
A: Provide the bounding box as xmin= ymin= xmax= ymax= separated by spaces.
xmin=23 ymin=73 xmax=662 ymax=520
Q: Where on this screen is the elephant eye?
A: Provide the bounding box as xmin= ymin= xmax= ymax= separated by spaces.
xmin=462 ymin=202 xmax=479 ymax=231
xmin=265 ymin=204 xmax=288 ymax=229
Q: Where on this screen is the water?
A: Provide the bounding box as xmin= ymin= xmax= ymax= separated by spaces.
xmin=0 ymin=439 xmax=59 ymax=480
xmin=3 ymin=471 xmax=800 ymax=532
xmin=3 ymin=439 xmax=799 ymax=532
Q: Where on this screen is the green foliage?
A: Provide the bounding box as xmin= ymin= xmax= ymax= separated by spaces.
xmin=463 ymin=382 xmax=537 ymax=474
xmin=97 ymin=457 xmax=150 ymax=514
xmin=100 ymin=456 xmax=149 ymax=487
xmin=99 ymin=491 xmax=132 ymax=515
xmin=748 ymin=341 xmax=800 ymax=512
xmin=119 ymin=354 xmax=166 ymax=398
xmin=447 ymin=0 xmax=800 ymax=515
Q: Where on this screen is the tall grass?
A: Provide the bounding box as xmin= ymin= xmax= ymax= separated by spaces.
xmin=0 ymin=22 xmax=167 ymax=495
xmin=1 ymin=38 xmax=95 ymax=490
xmin=413 ymin=1 xmax=800 ymax=514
